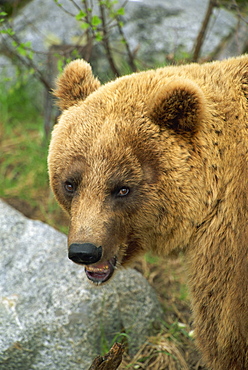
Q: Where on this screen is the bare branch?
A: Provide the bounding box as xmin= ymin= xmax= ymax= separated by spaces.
xmin=1 ymin=34 xmax=51 ymax=90
xmin=192 ymin=0 xmax=218 ymax=62
xmin=116 ymin=19 xmax=136 ymax=72
xmin=98 ymin=0 xmax=120 ymax=77
xmin=69 ymin=0 xmax=82 ymax=12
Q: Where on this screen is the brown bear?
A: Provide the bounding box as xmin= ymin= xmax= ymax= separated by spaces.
xmin=48 ymin=55 xmax=248 ymax=369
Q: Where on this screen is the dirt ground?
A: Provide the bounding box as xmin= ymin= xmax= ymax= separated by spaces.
xmin=4 ymin=196 xmax=207 ymax=370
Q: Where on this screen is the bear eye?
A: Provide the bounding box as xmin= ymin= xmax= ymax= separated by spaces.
xmin=116 ymin=186 xmax=130 ymax=198
xmin=64 ymin=180 xmax=77 ymax=194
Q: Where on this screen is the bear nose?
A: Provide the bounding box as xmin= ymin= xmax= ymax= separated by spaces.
xmin=68 ymin=243 xmax=102 ymax=265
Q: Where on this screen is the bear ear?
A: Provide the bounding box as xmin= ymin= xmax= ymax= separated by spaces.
xmin=149 ymin=79 xmax=205 ymax=134
xmin=54 ymin=59 xmax=101 ymax=111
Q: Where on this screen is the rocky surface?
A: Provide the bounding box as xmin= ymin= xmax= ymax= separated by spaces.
xmin=124 ymin=0 xmax=237 ymax=63
xmin=0 ymin=200 xmax=163 ymax=369
xmin=0 ymin=0 xmax=245 ymax=78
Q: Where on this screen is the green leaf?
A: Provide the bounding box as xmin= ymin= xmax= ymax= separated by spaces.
xmin=75 ymin=10 xmax=87 ymax=20
xmin=0 ymin=11 xmax=7 ymax=16
xmin=27 ymin=51 xmax=34 ymax=59
xmin=1 ymin=28 xmax=15 ymax=35
xmin=24 ymin=41 xmax=32 ymax=48
xmin=91 ymin=15 xmax=102 ymax=26
xmin=17 ymin=46 xmax=27 ymax=56
xmin=95 ymin=32 xmax=103 ymax=41
xmin=116 ymin=7 xmax=125 ymax=15
xmin=57 ymin=59 xmax=64 ymax=73
xmin=80 ymin=22 xmax=90 ymax=30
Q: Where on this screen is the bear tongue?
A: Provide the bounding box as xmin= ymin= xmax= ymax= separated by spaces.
xmin=85 ymin=258 xmax=116 ymax=284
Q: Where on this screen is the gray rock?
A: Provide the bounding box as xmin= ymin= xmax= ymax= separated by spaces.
xmin=0 ymin=0 xmax=245 ymax=80
xmin=124 ymin=0 xmax=239 ymax=63
xmin=0 ymin=200 xmax=163 ymax=369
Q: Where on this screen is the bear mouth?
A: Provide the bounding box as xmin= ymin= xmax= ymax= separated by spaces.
xmin=85 ymin=257 xmax=117 ymax=284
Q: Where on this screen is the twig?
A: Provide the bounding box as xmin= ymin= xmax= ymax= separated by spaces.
xmin=53 ymin=0 xmax=76 ymax=17
xmin=231 ymin=0 xmax=248 ymax=25
xmin=116 ymin=18 xmax=137 ymax=72
xmin=69 ymin=0 xmax=82 ymax=12
xmin=98 ymin=0 xmax=120 ymax=77
xmin=1 ymin=35 xmax=51 ymax=90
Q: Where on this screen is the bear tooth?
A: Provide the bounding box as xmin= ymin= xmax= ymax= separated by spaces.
xmin=87 ymin=266 xmax=109 ymax=272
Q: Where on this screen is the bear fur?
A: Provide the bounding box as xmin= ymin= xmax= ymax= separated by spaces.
xmin=48 ymin=56 xmax=248 ymax=369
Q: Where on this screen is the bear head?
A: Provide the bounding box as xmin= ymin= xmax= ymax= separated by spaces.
xmin=48 ymin=59 xmax=207 ymax=284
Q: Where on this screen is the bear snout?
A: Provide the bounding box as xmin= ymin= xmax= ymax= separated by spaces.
xmin=68 ymin=243 xmax=102 ymax=265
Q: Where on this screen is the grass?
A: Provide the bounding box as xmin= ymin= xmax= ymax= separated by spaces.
xmin=0 ymin=78 xmax=69 ymax=233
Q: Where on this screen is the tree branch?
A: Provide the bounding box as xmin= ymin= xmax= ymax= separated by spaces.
xmin=192 ymin=0 xmax=218 ymax=62
xmin=98 ymin=0 xmax=120 ymax=77
xmin=116 ymin=18 xmax=137 ymax=72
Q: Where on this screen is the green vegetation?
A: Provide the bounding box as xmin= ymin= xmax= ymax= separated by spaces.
xmin=100 ymin=328 xmax=130 ymax=357
xmin=0 ymin=79 xmax=44 ymax=196
xmin=0 ymin=79 xmax=68 ymax=233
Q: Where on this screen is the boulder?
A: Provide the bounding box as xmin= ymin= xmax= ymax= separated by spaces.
xmin=0 ymin=200 xmax=163 ymax=369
